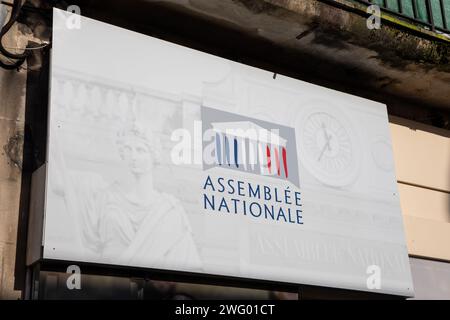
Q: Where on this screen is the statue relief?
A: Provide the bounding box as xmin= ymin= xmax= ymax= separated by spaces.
xmin=49 ymin=88 xmax=203 ymax=272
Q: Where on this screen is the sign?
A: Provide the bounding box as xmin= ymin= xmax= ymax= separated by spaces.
xmin=43 ymin=9 xmax=414 ymax=296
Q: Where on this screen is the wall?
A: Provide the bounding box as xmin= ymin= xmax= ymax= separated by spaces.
xmin=0 ymin=2 xmax=33 ymax=299
xmin=409 ymin=257 xmax=450 ymax=299
xmin=0 ymin=48 xmax=27 ymax=301
xmin=390 ymin=116 xmax=450 ymax=262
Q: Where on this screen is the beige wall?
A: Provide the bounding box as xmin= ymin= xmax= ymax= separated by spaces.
xmin=390 ymin=116 xmax=450 ymax=262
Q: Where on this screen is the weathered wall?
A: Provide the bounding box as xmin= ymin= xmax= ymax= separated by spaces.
xmin=0 ymin=4 xmax=30 ymax=299
xmin=116 ymin=0 xmax=449 ymax=125
xmin=0 ymin=68 xmax=25 ymax=300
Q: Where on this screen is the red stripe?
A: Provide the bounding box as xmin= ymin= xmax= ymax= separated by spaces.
xmin=282 ymin=147 xmax=288 ymax=178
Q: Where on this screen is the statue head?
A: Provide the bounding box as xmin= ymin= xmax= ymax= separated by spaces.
xmin=116 ymin=120 xmax=160 ymax=176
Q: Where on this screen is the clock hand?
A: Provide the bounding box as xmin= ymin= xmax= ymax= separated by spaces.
xmin=318 ymin=137 xmax=332 ymax=162
xmin=318 ymin=123 xmax=332 ymax=162
xmin=318 ymin=143 xmax=327 ymax=162
xmin=321 ymin=123 xmax=332 ymax=151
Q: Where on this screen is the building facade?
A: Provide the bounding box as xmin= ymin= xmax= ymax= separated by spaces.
xmin=0 ymin=0 xmax=449 ymax=299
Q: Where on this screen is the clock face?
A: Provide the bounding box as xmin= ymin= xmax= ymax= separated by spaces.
xmin=303 ymin=112 xmax=352 ymax=173
xmin=297 ymin=106 xmax=361 ymax=187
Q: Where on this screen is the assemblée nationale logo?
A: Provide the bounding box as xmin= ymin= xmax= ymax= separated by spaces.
xmin=211 ymin=121 xmax=289 ymax=179
xmin=200 ymin=107 xmax=303 ymax=226
xmin=201 ymin=107 xmax=299 ymax=186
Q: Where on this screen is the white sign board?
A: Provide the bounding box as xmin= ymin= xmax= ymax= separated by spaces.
xmin=44 ymin=9 xmax=414 ymax=296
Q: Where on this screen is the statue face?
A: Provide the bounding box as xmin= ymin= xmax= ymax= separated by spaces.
xmin=121 ymin=138 xmax=153 ymax=175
